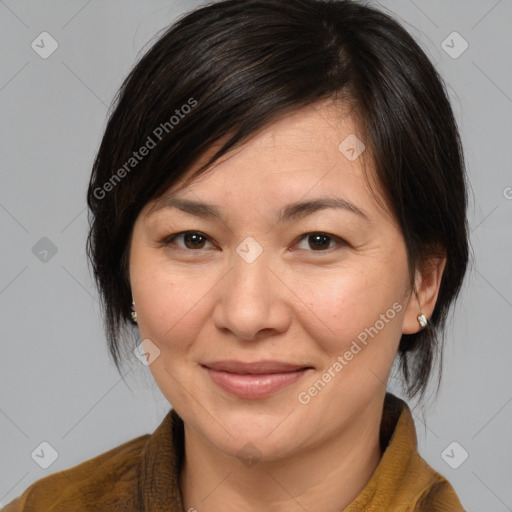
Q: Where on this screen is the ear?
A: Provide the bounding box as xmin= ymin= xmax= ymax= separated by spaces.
xmin=402 ymin=255 xmax=446 ymax=334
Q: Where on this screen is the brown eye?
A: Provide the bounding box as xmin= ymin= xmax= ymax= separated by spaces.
xmin=162 ymin=231 xmax=213 ymax=250
xmin=307 ymin=234 xmax=331 ymax=250
xmin=182 ymin=232 xmax=207 ymax=249
xmin=295 ymin=232 xmax=347 ymax=252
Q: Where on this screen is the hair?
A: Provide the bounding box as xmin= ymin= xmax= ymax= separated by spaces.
xmin=86 ymin=0 xmax=469 ymax=401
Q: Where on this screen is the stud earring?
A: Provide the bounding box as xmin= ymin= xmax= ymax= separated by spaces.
xmin=417 ymin=313 xmax=429 ymax=328
xmin=131 ymin=300 xmax=138 ymax=324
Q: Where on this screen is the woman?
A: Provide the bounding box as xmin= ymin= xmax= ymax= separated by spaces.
xmin=3 ymin=0 xmax=469 ymax=510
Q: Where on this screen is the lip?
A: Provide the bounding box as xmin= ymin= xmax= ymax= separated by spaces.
xmin=202 ymin=360 xmax=311 ymax=374
xmin=201 ymin=360 xmax=313 ymax=399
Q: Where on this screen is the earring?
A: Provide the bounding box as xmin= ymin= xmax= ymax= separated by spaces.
xmin=131 ymin=300 xmax=138 ymax=324
xmin=417 ymin=313 xmax=429 ymax=328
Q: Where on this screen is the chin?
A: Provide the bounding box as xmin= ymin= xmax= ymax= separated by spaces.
xmin=196 ymin=402 xmax=305 ymax=454
xmin=212 ymin=428 xmax=299 ymax=466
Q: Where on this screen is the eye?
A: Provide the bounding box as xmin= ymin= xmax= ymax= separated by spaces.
xmin=160 ymin=231 xmax=214 ymax=251
xmin=295 ymin=232 xmax=348 ymax=252
xmin=159 ymin=230 xmax=348 ymax=253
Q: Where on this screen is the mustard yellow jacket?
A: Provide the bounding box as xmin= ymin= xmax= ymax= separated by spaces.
xmin=2 ymin=393 xmax=466 ymax=511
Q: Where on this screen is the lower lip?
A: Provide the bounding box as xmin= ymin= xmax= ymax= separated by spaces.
xmin=203 ymin=367 xmax=311 ymax=399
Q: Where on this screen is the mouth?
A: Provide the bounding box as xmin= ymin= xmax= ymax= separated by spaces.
xmin=201 ymin=360 xmax=314 ymax=399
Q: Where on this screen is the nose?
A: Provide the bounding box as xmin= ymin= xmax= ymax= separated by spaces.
xmin=212 ymin=251 xmax=291 ymax=341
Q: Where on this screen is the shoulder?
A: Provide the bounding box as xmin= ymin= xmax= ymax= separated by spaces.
xmin=409 ymin=455 xmax=466 ymax=511
xmin=1 ymin=433 xmax=150 ymax=512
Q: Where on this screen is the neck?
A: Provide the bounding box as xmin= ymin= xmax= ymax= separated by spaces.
xmin=179 ymin=398 xmax=384 ymax=512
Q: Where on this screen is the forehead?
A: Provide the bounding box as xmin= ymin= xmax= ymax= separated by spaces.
xmin=146 ymin=99 xmax=390 ymax=222
xmin=205 ymin=99 xmax=363 ymax=170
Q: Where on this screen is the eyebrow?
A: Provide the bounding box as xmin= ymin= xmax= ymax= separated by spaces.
xmin=149 ymin=196 xmax=369 ymax=223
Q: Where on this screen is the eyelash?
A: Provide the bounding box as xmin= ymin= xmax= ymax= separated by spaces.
xmin=159 ymin=231 xmax=348 ymax=253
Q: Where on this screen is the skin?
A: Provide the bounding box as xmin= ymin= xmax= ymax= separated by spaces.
xmin=129 ymin=99 xmax=446 ymax=512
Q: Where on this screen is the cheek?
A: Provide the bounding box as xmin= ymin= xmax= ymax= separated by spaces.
xmin=295 ymin=266 xmax=406 ymax=412
xmin=131 ymin=257 xmax=217 ymax=355
xmin=300 ymin=259 xmax=406 ymax=353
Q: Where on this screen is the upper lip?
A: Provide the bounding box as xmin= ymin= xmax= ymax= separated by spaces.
xmin=201 ymin=360 xmax=312 ymax=374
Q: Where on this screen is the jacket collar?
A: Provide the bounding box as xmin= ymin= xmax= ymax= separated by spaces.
xmin=139 ymin=407 xmax=185 ymax=511
xmin=138 ymin=393 xmax=455 ymax=511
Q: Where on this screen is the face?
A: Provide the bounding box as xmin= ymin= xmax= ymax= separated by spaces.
xmin=129 ymin=100 xmax=414 ymax=462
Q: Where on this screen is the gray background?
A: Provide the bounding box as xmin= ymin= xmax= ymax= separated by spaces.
xmin=1 ymin=0 xmax=511 ymax=510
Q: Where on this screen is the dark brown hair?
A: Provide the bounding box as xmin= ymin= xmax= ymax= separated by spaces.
xmin=86 ymin=0 xmax=469 ymax=400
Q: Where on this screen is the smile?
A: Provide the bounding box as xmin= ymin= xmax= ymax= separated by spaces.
xmin=201 ymin=360 xmax=314 ymax=399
